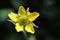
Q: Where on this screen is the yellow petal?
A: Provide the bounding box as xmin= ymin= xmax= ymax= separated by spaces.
xmin=25 ymin=23 xmax=35 ymax=34
xmin=15 ymin=23 xmax=23 ymax=32
xmin=18 ymin=6 xmax=26 ymax=16
xmin=27 ymin=12 xmax=40 ymax=22
xmin=8 ymin=12 xmax=19 ymax=22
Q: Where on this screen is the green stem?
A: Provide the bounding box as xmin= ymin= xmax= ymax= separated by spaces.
xmin=23 ymin=30 xmax=27 ymax=39
xmin=23 ymin=26 xmax=28 ymax=40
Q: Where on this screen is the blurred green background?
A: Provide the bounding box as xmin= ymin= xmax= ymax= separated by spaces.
xmin=0 ymin=0 xmax=60 ymax=40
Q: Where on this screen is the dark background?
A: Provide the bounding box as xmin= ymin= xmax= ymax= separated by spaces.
xmin=0 ymin=0 xmax=60 ymax=40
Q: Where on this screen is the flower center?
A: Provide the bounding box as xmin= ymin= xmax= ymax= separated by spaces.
xmin=18 ymin=15 xmax=29 ymax=26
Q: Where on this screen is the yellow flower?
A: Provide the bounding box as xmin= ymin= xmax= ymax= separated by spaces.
xmin=8 ymin=6 xmax=40 ymax=34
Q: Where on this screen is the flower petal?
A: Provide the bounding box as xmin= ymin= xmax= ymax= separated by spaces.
xmin=18 ymin=6 xmax=26 ymax=16
xmin=27 ymin=12 xmax=40 ymax=22
xmin=25 ymin=23 xmax=35 ymax=34
xmin=15 ymin=23 xmax=23 ymax=32
xmin=8 ymin=12 xmax=19 ymax=22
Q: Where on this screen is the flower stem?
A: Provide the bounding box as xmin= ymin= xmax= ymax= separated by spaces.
xmin=23 ymin=25 xmax=28 ymax=40
xmin=23 ymin=30 xmax=28 ymax=40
